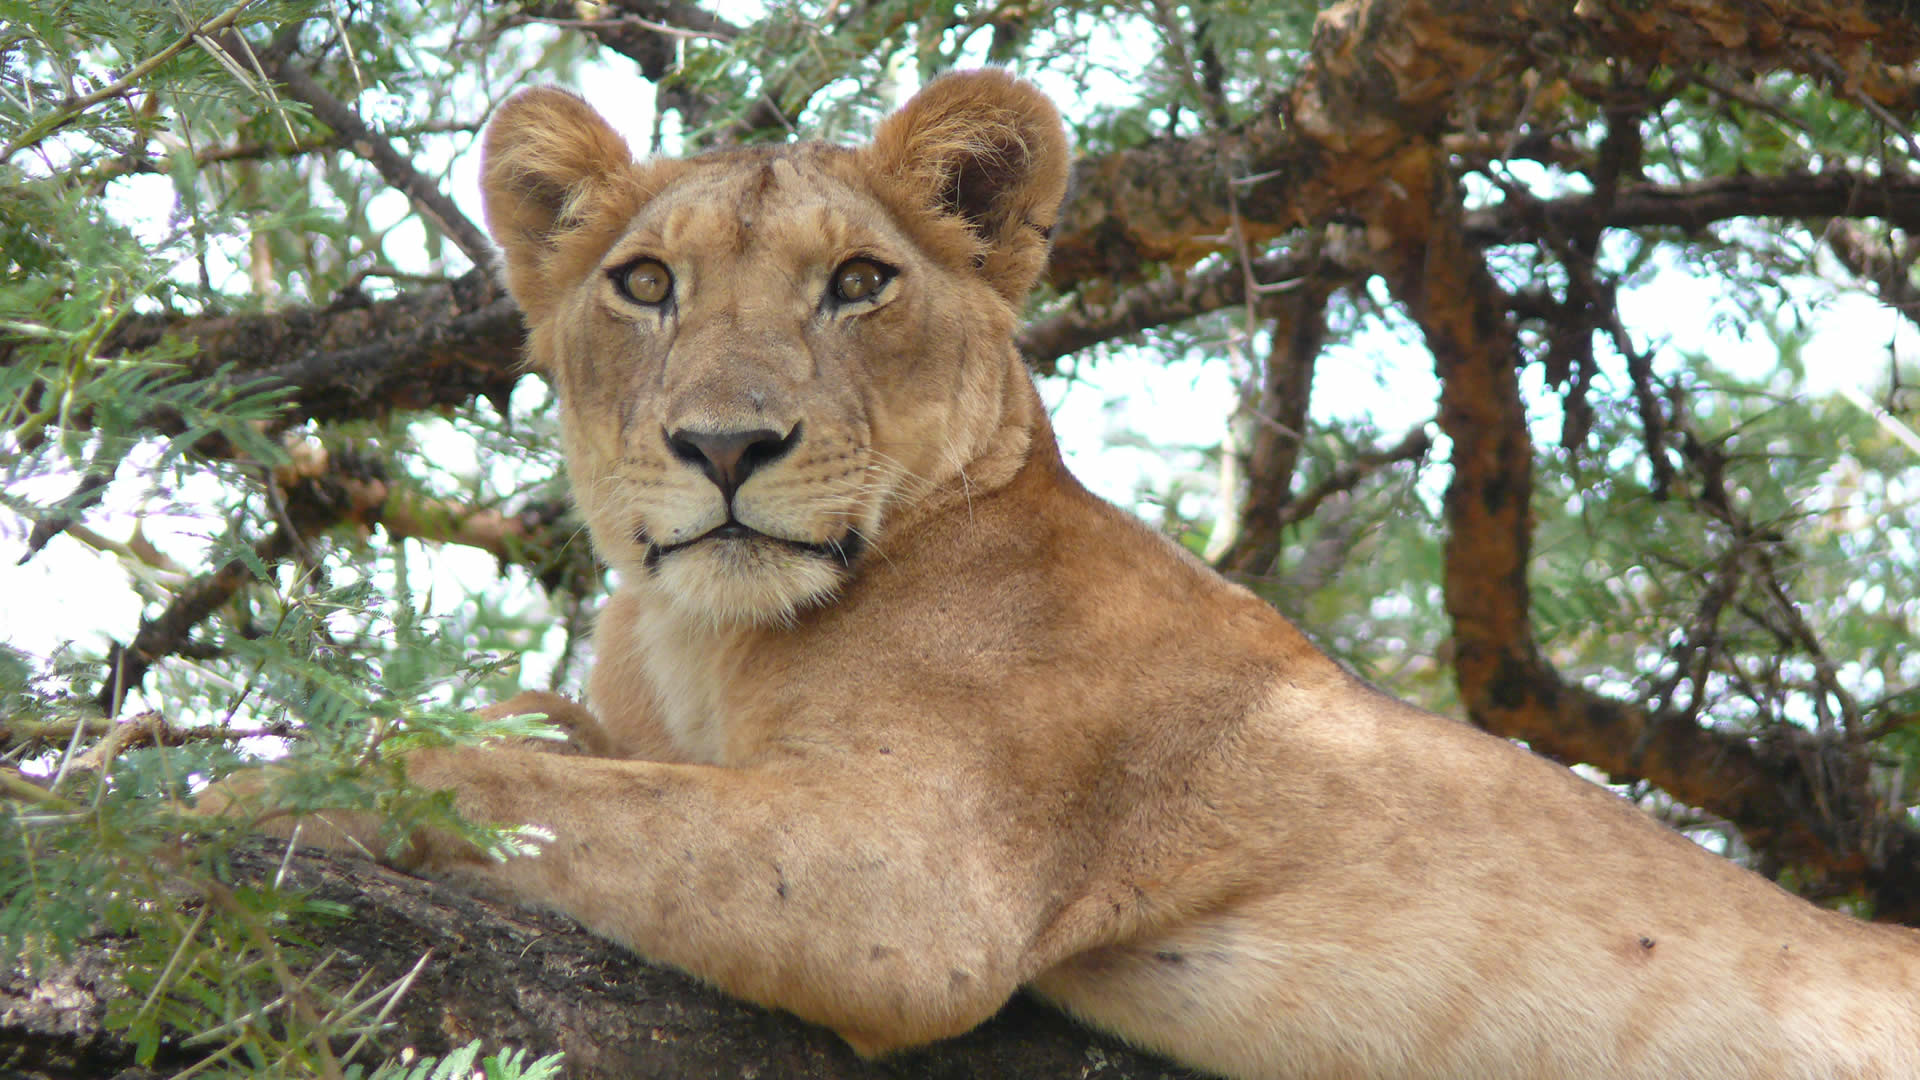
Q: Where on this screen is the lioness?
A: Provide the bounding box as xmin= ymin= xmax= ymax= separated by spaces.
xmin=245 ymin=71 xmax=1920 ymax=1077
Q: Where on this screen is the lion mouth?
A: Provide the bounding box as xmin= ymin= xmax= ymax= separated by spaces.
xmin=641 ymin=522 xmax=864 ymax=570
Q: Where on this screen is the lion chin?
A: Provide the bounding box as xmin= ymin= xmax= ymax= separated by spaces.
xmin=642 ymin=529 xmax=859 ymax=628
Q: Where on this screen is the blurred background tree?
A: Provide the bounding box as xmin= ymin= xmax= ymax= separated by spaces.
xmin=2 ymin=0 xmax=1918 ymax=1074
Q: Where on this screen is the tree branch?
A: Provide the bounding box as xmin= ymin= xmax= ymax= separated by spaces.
xmin=1017 ymin=245 xmax=1360 ymax=374
xmin=1469 ymin=171 xmax=1920 ymax=242
xmin=0 ymin=842 xmax=1190 ymax=1080
xmin=34 ymin=0 xmax=1912 ymax=417
xmin=1378 ymin=142 xmax=1920 ymax=922
xmin=1211 ymin=279 xmax=1335 ymax=577
xmin=91 ymin=269 xmax=526 ymax=431
xmin=240 ymin=34 xmax=496 ymax=269
xmin=505 ymin=0 xmax=739 ymax=90
xmin=98 ymin=525 xmax=297 ymax=716
xmin=1275 ymin=425 xmax=1431 ymax=535
xmin=25 ymin=163 xmax=1906 ymax=464
xmin=94 ymin=443 xmax=588 ymax=715
xmin=1825 ymin=219 xmax=1920 ymax=331
xmin=1046 ymin=0 xmax=1920 ymax=289
xmin=82 ymin=121 xmax=481 ymax=188
xmin=20 ymin=467 xmax=116 ymax=563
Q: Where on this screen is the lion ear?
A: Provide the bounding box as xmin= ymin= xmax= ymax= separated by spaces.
xmin=865 ymin=70 xmax=1070 ymax=306
xmin=480 ymin=87 xmax=638 ymax=322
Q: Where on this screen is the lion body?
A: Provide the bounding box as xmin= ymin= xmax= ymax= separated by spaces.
xmin=268 ymin=72 xmax=1920 ymax=1077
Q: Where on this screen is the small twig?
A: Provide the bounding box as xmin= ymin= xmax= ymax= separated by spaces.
xmin=1691 ymin=72 xmax=1812 ymax=134
xmin=1810 ymin=51 xmax=1920 ymax=163
xmin=336 ymin=948 xmax=435 ymax=1064
xmin=1271 ymin=425 xmax=1432 ymax=532
xmin=130 ymin=905 xmax=212 ymax=1031
xmin=1230 ymin=167 xmax=1287 ymax=187
xmin=1838 ymin=384 xmax=1920 ymax=459
xmin=179 ymin=951 xmax=337 ymax=1046
xmin=98 ymin=525 xmax=297 ymax=716
xmin=252 ymin=40 xmax=495 ymax=267
xmin=327 ymin=0 xmax=366 ymax=92
xmin=514 ymin=13 xmax=730 ymax=41
xmin=20 ymin=467 xmax=117 ymax=563
xmin=199 ymin=881 xmax=348 ymax=1079
xmin=67 ymin=520 xmax=189 ymax=576
xmin=46 ymin=696 xmax=96 ymax=794
xmin=1857 ymin=708 xmax=1918 ymax=744
xmin=0 ymin=0 xmax=258 ymax=162
xmin=85 ymin=120 xmax=480 ymax=187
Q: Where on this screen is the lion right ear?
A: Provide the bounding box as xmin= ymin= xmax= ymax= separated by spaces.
xmin=481 ymin=87 xmax=639 ymax=322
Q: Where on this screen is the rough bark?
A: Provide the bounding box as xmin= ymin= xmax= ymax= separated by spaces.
xmin=1376 ymin=146 xmax=1920 ymax=922
xmin=58 ymin=271 xmax=523 ymax=437
xmin=1048 ymin=0 xmax=1920 ymax=287
xmin=0 ymin=843 xmax=1187 ymax=1080
xmin=1212 ymin=279 xmax=1335 ymax=579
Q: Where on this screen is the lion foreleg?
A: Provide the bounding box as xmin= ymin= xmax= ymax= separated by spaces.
xmin=399 ymin=745 xmax=1038 ymax=1054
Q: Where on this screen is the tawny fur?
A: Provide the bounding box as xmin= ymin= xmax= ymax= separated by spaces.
xmin=216 ymin=71 xmax=1920 ymax=1078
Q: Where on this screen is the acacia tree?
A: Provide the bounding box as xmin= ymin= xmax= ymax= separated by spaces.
xmin=3 ymin=0 xmax=1918 ymax=1075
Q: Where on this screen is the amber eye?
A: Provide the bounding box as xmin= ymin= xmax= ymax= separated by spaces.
xmin=831 ymin=258 xmax=891 ymax=303
xmin=612 ymin=259 xmax=672 ymax=305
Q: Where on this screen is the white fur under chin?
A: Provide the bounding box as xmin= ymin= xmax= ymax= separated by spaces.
xmin=649 ymin=539 xmax=847 ymax=629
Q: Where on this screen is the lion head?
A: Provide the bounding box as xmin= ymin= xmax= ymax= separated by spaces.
xmin=480 ymin=71 xmax=1070 ymax=627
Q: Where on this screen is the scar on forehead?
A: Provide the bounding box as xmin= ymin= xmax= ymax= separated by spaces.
xmin=654 ymin=156 xmax=859 ymax=252
xmin=730 ymin=161 xmax=784 ymax=239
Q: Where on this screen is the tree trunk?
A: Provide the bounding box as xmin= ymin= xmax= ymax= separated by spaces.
xmin=0 ymin=843 xmax=1187 ymax=1080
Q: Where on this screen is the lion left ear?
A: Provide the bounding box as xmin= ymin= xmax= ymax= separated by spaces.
xmin=865 ymin=70 xmax=1070 ymax=307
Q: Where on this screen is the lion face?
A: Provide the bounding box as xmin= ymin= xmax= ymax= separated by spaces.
xmin=481 ymin=73 xmax=1069 ymax=626
xmin=537 ymin=152 xmax=1015 ymax=627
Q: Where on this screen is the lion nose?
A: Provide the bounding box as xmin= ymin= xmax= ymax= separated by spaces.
xmin=666 ymin=424 xmax=801 ymax=501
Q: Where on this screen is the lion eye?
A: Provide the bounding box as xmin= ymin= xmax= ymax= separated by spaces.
xmin=830 ymin=258 xmax=891 ymax=303
xmin=612 ymin=259 xmax=673 ymax=305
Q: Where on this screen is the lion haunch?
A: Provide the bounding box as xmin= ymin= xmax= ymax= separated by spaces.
xmin=254 ymin=71 xmax=1920 ymax=1078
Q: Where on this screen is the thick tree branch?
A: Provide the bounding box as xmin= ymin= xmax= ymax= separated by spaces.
xmin=1047 ymin=0 xmax=1920 ymax=288
xmin=1469 ymin=172 xmax=1920 ymax=242
xmin=0 ymin=843 xmax=1188 ymax=1080
xmin=1378 ymin=146 xmax=1920 ymax=922
xmin=1211 ymin=281 xmax=1335 ymax=578
xmin=97 ymin=269 xmax=526 ymax=430
xmin=1016 ymin=244 xmax=1362 ymax=374
xmin=24 ymin=0 xmax=1910 ymax=436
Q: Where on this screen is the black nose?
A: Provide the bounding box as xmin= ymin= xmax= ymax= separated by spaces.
xmin=666 ymin=424 xmax=801 ymax=500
